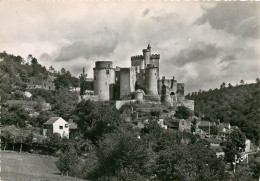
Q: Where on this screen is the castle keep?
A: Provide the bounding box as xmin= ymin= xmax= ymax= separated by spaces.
xmin=87 ymin=44 xmax=193 ymax=110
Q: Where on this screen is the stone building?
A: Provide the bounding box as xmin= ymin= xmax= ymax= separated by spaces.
xmin=42 ymin=75 xmax=56 ymax=91
xmin=84 ymin=44 xmax=193 ymax=110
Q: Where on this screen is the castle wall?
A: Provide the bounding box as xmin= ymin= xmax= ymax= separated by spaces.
xmin=93 ymin=61 xmax=115 ymax=101
xmin=145 ymin=67 xmax=158 ymax=95
xmin=158 ymin=77 xmax=177 ymax=95
xmin=120 ymin=68 xmax=136 ymax=99
xmin=135 ymin=69 xmax=146 ymax=92
xmin=177 ymin=83 xmax=185 ymax=96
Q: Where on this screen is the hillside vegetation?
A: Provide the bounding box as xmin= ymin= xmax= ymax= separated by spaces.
xmin=0 ymin=52 xmax=79 ymax=127
xmin=186 ymin=82 xmax=260 ymax=144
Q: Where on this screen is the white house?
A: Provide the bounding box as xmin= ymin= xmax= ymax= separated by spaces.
xmin=43 ymin=117 xmax=69 ymax=138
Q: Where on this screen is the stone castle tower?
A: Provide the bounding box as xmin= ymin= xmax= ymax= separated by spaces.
xmin=92 ymin=44 xmax=185 ymax=103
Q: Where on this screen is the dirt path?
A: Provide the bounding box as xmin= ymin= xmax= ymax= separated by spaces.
xmin=1 ymin=151 xmax=84 ymax=181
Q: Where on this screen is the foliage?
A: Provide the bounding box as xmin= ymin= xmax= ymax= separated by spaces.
xmin=2 ymin=105 xmax=29 ymax=127
xmin=230 ymin=129 xmax=246 ymax=151
xmin=79 ymin=67 xmax=88 ymax=95
xmin=249 ymin=160 xmax=260 ymax=179
xmin=186 ymin=82 xmax=260 ymax=145
xmin=73 ymin=100 xmax=123 ymax=142
xmin=174 ymin=105 xmax=192 ymax=119
xmin=155 ymin=143 xmax=228 ymax=181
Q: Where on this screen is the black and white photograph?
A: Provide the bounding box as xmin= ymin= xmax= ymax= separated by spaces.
xmin=0 ymin=1 xmax=259 ymax=181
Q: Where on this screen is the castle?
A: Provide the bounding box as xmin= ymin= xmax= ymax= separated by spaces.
xmin=83 ymin=44 xmax=193 ymax=110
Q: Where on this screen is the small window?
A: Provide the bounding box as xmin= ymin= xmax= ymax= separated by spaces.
xmin=59 ymin=126 xmax=63 ymax=130
xmin=155 ymin=73 xmax=156 ymax=75
xmin=182 ymin=122 xmax=184 ymax=125
xmin=65 ymin=124 xmax=68 ymax=128
xmin=106 ymin=70 xmax=110 ymax=74
xmin=94 ymin=76 xmax=96 ymax=80
xmin=108 ymin=64 xmax=110 ymax=68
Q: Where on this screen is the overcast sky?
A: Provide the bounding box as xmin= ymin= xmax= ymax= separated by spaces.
xmin=0 ymin=1 xmax=259 ymax=93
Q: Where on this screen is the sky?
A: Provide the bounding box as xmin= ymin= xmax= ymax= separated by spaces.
xmin=0 ymin=1 xmax=259 ymax=93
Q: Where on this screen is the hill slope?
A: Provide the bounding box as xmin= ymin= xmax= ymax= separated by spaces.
xmin=1 ymin=151 xmax=84 ymax=181
xmin=186 ymin=83 xmax=260 ymax=144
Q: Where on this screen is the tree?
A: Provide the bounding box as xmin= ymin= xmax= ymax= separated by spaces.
xmin=230 ymin=129 xmax=246 ymax=151
xmin=48 ymin=66 xmax=56 ymax=74
xmin=54 ymin=68 xmax=72 ymax=90
xmin=79 ymin=67 xmax=88 ymax=95
xmin=155 ymin=143 xmax=227 ymax=181
xmin=174 ymin=106 xmax=192 ymax=119
xmin=74 ymin=100 xmax=123 ymax=142
xmin=256 ymin=78 xmax=260 ymax=83
xmin=240 ymin=80 xmax=245 ymax=85
xmin=56 ymin=146 xmax=79 ymax=176
xmin=249 ymin=160 xmax=260 ymax=179
xmin=91 ymin=131 xmax=149 ymax=180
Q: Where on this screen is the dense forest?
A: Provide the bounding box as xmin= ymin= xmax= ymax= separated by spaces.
xmin=186 ymin=82 xmax=260 ymax=145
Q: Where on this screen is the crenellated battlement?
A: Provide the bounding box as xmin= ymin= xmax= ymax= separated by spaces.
xmin=131 ymin=55 xmax=144 ymax=60
xmin=150 ymin=54 xmax=160 ymax=59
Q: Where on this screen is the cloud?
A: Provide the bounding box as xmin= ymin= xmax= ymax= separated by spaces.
xmin=55 ymin=28 xmax=119 ymax=62
xmin=196 ymin=2 xmax=260 ymax=38
xmin=142 ymin=8 xmax=150 ymax=17
xmin=168 ymin=42 xmax=221 ymax=67
xmin=0 ymin=2 xmax=259 ymax=93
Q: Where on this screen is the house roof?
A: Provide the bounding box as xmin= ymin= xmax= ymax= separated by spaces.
xmin=44 ymin=117 xmax=64 ymax=125
xmin=205 ymin=138 xmax=223 ymax=144
xmin=211 ymin=146 xmax=224 ymax=153
xmin=198 ymin=121 xmax=211 ymax=127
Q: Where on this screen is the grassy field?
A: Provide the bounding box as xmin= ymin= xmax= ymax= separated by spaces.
xmin=1 ymin=151 xmax=84 ymax=181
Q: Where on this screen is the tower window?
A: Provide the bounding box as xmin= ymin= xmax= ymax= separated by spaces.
xmin=155 ymin=73 xmax=156 ymax=75
xmin=106 ymin=70 xmax=110 ymax=74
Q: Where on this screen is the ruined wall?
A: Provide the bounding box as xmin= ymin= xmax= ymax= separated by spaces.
xmin=158 ymin=77 xmax=177 ymax=95
xmin=93 ymin=61 xmax=115 ymax=101
xmin=115 ymin=100 xmax=136 ymax=109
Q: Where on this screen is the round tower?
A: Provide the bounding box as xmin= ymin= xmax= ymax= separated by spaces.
xmin=143 ymin=44 xmax=151 ymax=66
xmin=135 ymin=89 xmax=144 ymax=102
xmin=145 ymin=66 xmax=158 ymax=95
xmin=93 ymin=61 xmax=115 ymax=101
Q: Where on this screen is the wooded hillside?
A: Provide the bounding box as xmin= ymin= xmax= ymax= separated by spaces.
xmin=186 ymin=82 xmax=260 ymax=144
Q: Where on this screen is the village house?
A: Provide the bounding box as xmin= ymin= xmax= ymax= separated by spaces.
xmin=43 ymin=117 xmax=69 ymax=138
xmin=179 ymin=119 xmax=192 ymax=132
xmin=42 ymin=75 xmax=56 ymax=90
xmin=157 ymin=118 xmax=168 ymax=129
xmin=211 ymin=146 xmax=225 ymax=158
xmin=27 ymin=77 xmax=42 ymax=89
